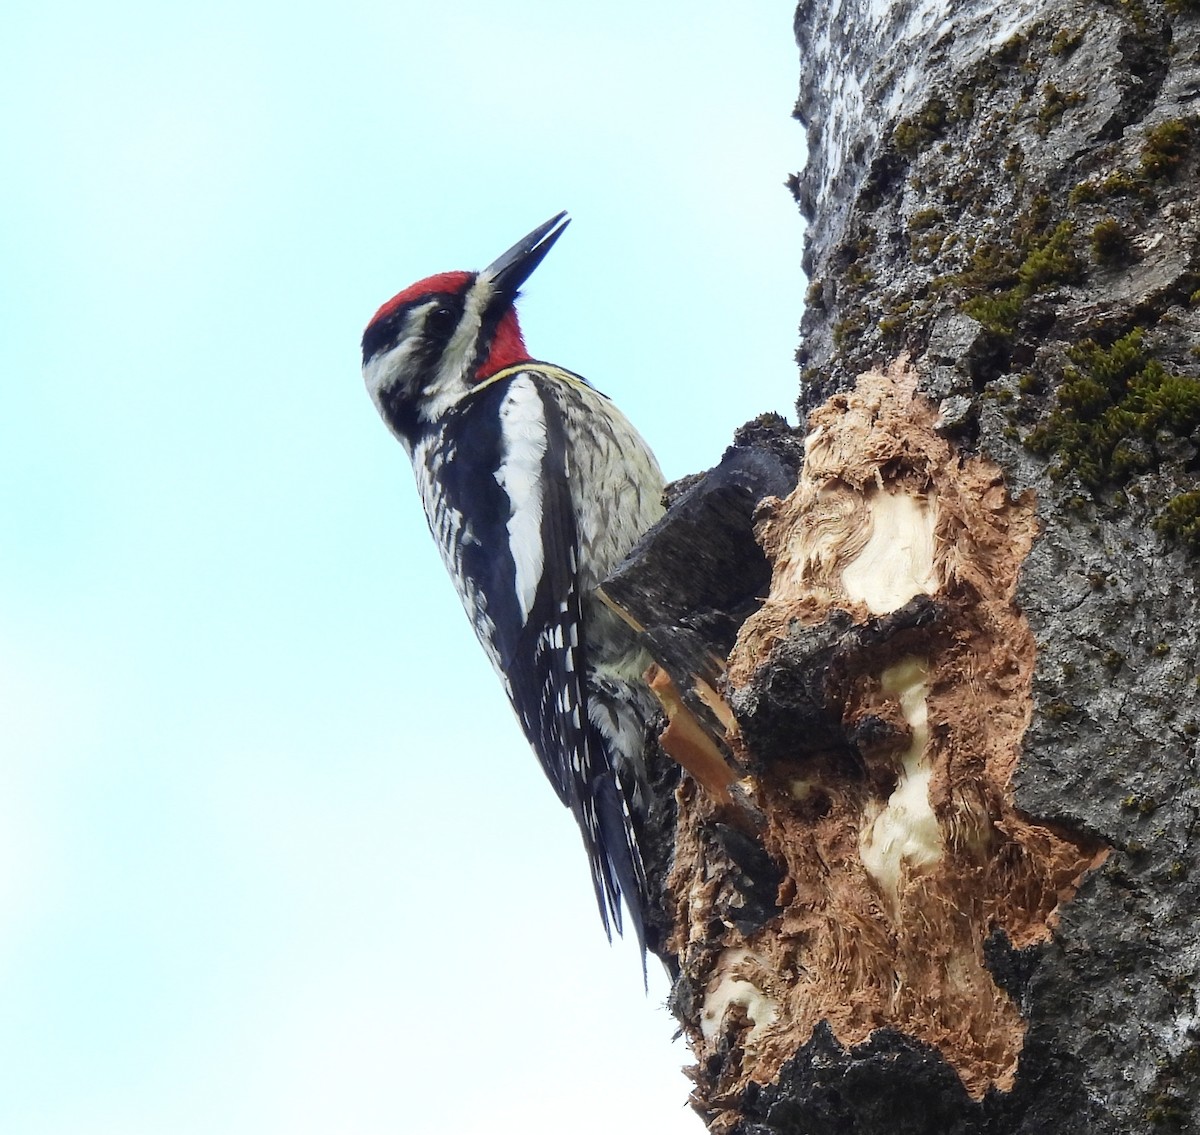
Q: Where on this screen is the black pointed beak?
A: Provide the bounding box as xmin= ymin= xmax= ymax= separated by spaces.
xmin=484 ymin=211 xmax=570 ymax=301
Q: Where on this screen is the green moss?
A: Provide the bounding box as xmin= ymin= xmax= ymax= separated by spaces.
xmin=1027 ymin=330 xmax=1200 ymax=484
xmin=1050 ymin=26 xmax=1085 ymax=55
xmin=878 ymin=300 xmax=913 ymax=339
xmin=1140 ymin=119 xmax=1194 ymax=180
xmin=1069 ymin=181 xmax=1099 ymax=206
xmin=963 ymin=290 xmax=1025 ymax=333
xmin=1103 ymin=0 xmax=1151 ymax=33
xmin=832 ymin=313 xmax=866 ymax=349
xmin=959 ymin=222 xmax=1083 ymax=333
xmin=1027 ymin=331 xmax=1200 ymax=550
xmin=1122 ymin=792 xmax=1158 ymax=814
xmin=894 ymin=97 xmax=949 ymax=156
xmin=934 ymin=242 xmax=1004 ymax=294
xmin=1018 ymin=221 xmax=1084 ymax=287
xmin=911 ymin=231 xmax=946 ymax=261
xmin=1104 ymin=170 xmax=1149 ymax=197
xmin=1104 ymin=650 xmax=1127 ymax=672
xmin=1152 ymin=642 xmax=1171 ymax=657
xmin=1038 ymin=82 xmax=1087 ymax=136
xmin=995 ymin=32 xmax=1029 ymax=65
xmin=1137 ymin=1036 xmax=1195 ymax=1123
xmin=1010 ymin=193 xmax=1051 ymax=247
xmin=1165 ymin=0 xmax=1200 ymax=13
xmin=945 ymin=171 xmax=981 ymax=206
xmin=1154 ymin=491 xmax=1200 ymax=552
xmin=847 ymin=264 xmax=874 ymax=287
xmin=1091 ymin=217 xmax=1133 ymax=263
xmin=907 ymin=208 xmax=943 ymax=232
xmin=1069 ymin=168 xmax=1154 ymax=205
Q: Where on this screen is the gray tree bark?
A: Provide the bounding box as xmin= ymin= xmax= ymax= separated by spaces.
xmin=610 ymin=1 xmax=1200 ymax=1131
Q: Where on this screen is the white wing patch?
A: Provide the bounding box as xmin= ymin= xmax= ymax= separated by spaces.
xmin=495 ymin=376 xmax=549 ymax=624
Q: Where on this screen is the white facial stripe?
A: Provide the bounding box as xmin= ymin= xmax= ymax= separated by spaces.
xmin=362 ymin=321 xmax=426 ymax=452
xmin=461 ymin=273 xmax=493 ymax=334
xmin=363 ymin=299 xmax=437 ymax=380
xmin=494 ymin=376 xmax=549 ymax=623
xmin=362 ymin=302 xmax=426 ymax=389
xmin=421 ymin=276 xmax=493 ymax=422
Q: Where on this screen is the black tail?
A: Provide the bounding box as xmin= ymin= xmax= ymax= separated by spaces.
xmin=586 ymin=770 xmax=648 ymax=966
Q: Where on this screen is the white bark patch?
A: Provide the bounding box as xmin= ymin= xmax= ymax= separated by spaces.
xmin=495 ymin=376 xmax=548 ymax=623
xmin=700 ymin=948 xmax=779 ymax=1050
xmin=797 ymin=0 xmax=1050 ymax=221
xmin=840 ymin=487 xmax=937 ymax=614
xmin=790 ymin=778 xmax=815 ymax=801
xmin=859 ymin=656 xmax=942 ymax=901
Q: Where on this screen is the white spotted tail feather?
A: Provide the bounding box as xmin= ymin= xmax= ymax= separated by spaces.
xmin=361 ymin=214 xmax=666 ymax=949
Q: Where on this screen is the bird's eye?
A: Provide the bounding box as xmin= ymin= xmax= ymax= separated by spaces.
xmin=426 ymin=306 xmax=457 ymax=338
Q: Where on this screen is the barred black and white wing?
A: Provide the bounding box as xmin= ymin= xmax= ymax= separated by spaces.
xmin=413 ymin=368 xmax=648 ymax=942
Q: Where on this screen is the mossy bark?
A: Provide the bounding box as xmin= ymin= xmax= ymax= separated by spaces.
xmin=617 ymin=1 xmax=1200 ymax=1131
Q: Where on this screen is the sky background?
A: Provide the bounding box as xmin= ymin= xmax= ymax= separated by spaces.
xmin=0 ymin=3 xmax=805 ymax=1132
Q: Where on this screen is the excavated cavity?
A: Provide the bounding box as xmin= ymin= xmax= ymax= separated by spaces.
xmin=858 ymin=656 xmax=942 ymax=902
xmin=672 ymin=360 xmax=1103 ymax=1124
xmin=838 ymin=489 xmax=938 ymax=614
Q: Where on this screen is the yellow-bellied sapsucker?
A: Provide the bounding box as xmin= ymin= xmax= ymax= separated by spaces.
xmin=361 ymin=213 xmax=665 ymax=947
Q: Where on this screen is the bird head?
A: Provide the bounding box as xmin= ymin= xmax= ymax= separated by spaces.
xmin=362 ymin=212 xmax=570 ymax=449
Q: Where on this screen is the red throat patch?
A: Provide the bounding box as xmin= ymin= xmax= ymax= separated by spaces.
xmin=475 ymin=308 xmax=529 ymax=380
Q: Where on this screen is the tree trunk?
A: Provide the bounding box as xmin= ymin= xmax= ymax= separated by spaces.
xmin=610 ymin=1 xmax=1200 ymax=1130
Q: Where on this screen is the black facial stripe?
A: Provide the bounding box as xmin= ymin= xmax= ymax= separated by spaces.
xmin=361 ymin=310 xmax=403 ymax=366
xmin=470 ymin=289 xmax=517 ymax=377
xmin=380 ymin=381 xmax=422 ymax=445
xmin=360 ymin=290 xmax=467 ymax=366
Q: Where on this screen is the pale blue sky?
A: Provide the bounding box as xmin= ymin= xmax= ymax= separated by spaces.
xmin=1 ymin=2 xmax=804 ymax=1131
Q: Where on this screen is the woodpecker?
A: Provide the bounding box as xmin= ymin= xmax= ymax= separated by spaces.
xmin=362 ymin=213 xmax=666 ymax=948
